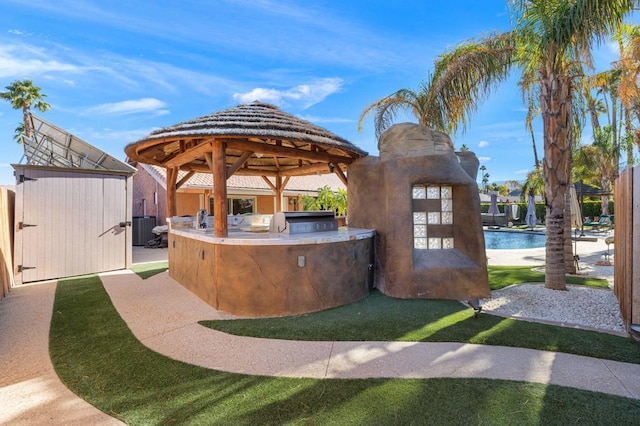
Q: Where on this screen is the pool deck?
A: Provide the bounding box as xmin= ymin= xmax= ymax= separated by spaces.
xmin=484 ymin=227 xmax=613 ymax=270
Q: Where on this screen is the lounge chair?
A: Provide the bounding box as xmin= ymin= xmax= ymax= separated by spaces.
xmin=584 ymin=215 xmax=612 ymax=232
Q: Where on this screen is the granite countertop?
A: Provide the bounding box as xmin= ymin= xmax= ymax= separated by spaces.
xmin=170 ymin=227 xmax=375 ymax=246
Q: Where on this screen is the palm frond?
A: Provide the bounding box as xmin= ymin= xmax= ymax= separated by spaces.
xmin=430 ymin=31 xmax=517 ymax=135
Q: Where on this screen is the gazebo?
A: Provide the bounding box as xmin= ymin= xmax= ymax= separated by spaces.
xmin=125 ymin=102 xmax=374 ymax=317
xmin=125 ymin=102 xmax=367 ymax=237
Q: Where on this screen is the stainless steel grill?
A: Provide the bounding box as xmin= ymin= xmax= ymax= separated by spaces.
xmin=270 ymin=211 xmax=338 ymax=234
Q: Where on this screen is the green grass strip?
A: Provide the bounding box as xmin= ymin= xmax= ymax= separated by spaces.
xmin=130 ymin=261 xmax=168 ymax=279
xmin=50 ymin=275 xmax=640 ymax=425
xmin=488 ymin=265 xmax=609 ymax=290
xmin=202 ymin=265 xmax=636 ymax=364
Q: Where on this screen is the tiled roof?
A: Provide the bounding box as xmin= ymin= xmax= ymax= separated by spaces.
xmin=141 ymin=164 xmax=345 ymax=194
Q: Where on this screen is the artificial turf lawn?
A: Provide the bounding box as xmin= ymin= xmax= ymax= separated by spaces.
xmin=130 ymin=261 xmax=168 ymax=279
xmin=50 ymin=275 xmax=640 ymax=425
xmin=486 ymin=265 xmax=609 ymax=290
xmin=201 ymin=266 xmax=639 ymax=364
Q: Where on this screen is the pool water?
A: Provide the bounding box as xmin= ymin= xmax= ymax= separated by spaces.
xmin=484 ymin=230 xmax=546 ymax=250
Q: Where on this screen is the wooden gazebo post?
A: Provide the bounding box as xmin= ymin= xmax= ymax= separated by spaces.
xmin=211 ymin=140 xmax=228 ymax=237
xmin=166 ymin=166 xmax=178 ymax=219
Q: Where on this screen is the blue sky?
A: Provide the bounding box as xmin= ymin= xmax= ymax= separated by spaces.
xmin=0 ymin=0 xmax=632 ymax=186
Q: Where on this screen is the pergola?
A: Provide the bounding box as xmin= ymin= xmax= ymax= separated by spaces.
xmin=125 ymin=102 xmax=367 ymax=237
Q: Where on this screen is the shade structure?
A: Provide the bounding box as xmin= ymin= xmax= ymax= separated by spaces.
xmin=125 ymin=101 xmax=367 ymax=177
xmin=525 ymin=194 xmax=537 ymax=229
xmin=125 ymin=102 xmax=367 ymax=237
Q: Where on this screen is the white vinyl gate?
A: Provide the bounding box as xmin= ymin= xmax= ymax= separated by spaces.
xmin=14 ymin=166 xmax=132 ymax=284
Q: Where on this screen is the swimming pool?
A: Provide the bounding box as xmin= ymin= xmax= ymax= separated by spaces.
xmin=484 ymin=230 xmax=546 ymax=249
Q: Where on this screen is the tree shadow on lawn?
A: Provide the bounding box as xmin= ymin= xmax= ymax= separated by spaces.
xmin=49 ymin=276 xmax=640 ymax=425
xmin=50 ymin=276 xmax=640 ymax=425
xmin=202 ymin=291 xmax=640 ymax=364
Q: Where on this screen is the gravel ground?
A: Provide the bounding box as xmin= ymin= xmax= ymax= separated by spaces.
xmin=480 ymin=261 xmax=625 ymax=334
xmin=480 ymin=283 xmax=625 ymax=334
xmin=480 ymin=231 xmax=628 ymax=334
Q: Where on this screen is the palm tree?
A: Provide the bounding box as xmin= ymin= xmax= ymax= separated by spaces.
xmin=479 ymin=165 xmax=489 ymax=192
xmin=590 ymin=70 xmax=623 ymax=178
xmin=522 ymin=86 xmax=542 ymax=169
xmin=574 ymin=126 xmax=620 ymax=215
xmin=615 ymin=24 xmax=640 ymax=161
xmin=12 ymin=122 xmax=25 ymax=143
xmin=0 ymin=79 xmax=51 ymax=144
xmin=358 ymin=80 xmax=448 ymax=138
xmin=442 ymin=1 xmax=636 ymax=290
xmin=521 ymin=168 xmax=544 ymax=201
xmin=361 ymin=1 xmax=636 ymax=290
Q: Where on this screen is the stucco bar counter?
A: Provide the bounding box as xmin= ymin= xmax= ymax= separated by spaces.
xmin=168 ymin=227 xmax=375 ymax=317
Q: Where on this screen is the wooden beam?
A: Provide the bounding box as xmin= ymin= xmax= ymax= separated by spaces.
xmin=164 ymin=141 xmax=213 ymax=168
xmin=219 ymin=138 xmax=354 ymax=165
xmin=176 ymin=170 xmax=195 ymax=189
xmin=227 ymin=151 xmax=254 ymax=178
xmin=212 ymin=141 xmax=228 ymax=237
xmin=275 ymin=175 xmax=283 ymax=212
xmin=333 ymin=164 xmax=348 ymax=186
xmin=166 ymin=167 xmax=178 ymax=218
xmin=261 ymin=176 xmax=277 ymax=192
xmin=279 ymin=163 xmax=331 ymax=176
xmin=184 ymin=163 xmax=279 ymax=177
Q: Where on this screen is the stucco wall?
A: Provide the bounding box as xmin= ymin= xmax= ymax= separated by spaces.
xmin=348 ymin=123 xmax=489 ymax=301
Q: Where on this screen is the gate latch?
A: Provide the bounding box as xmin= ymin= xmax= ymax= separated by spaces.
xmin=18 ymin=175 xmax=36 ymax=183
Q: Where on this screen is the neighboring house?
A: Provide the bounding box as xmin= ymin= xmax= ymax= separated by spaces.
xmin=130 ymin=162 xmax=346 ymax=225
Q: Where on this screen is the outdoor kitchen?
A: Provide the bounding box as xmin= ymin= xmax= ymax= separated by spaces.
xmin=166 ymin=210 xmax=374 ymax=317
xmin=125 ymin=102 xmax=488 ymax=318
xmin=125 ymin=102 xmax=375 ymax=317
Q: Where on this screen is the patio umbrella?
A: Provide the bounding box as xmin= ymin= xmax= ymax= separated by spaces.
xmin=569 ymin=184 xmax=581 ymax=229
xmin=510 ymin=203 xmax=520 ymax=221
xmin=525 ymin=193 xmax=537 ymax=229
xmin=487 ymin=193 xmax=500 ymax=226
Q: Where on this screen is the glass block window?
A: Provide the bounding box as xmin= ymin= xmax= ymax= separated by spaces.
xmin=412 ymin=185 xmax=426 ymax=199
xmin=412 ymin=184 xmax=454 ymax=250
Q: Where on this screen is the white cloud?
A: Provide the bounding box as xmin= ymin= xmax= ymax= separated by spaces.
xmin=0 ymin=39 xmax=239 ymax=100
xmin=0 ymin=44 xmax=82 ymax=78
xmin=478 ymin=140 xmax=489 ymax=148
xmin=85 ymin=98 xmax=169 ymax=115
xmin=514 ymin=169 xmax=530 ymax=175
xmin=297 ymin=114 xmax=353 ymax=124
xmin=233 ymin=78 xmax=343 ymax=109
xmin=80 ymin=127 xmax=158 ymax=144
xmin=478 ymin=156 xmax=491 ymax=162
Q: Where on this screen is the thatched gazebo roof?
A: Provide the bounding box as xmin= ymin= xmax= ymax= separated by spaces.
xmin=125 ymin=102 xmax=367 ymax=237
xmin=125 ymin=102 xmax=367 ymax=178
